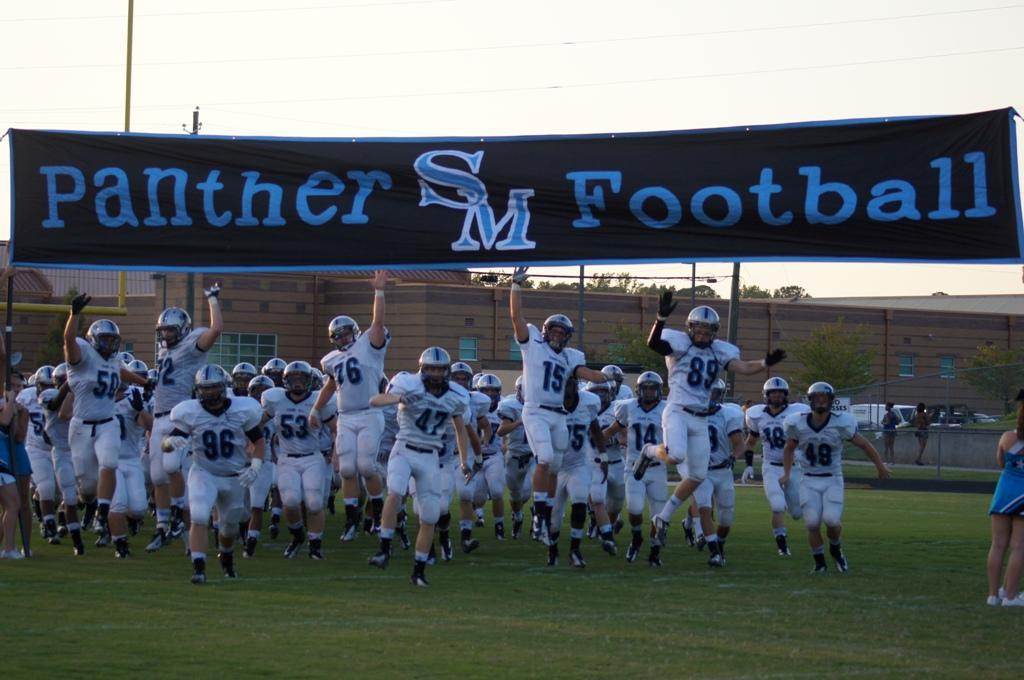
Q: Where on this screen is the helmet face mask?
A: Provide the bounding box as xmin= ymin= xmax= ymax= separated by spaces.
xmin=156 ymin=308 xmax=192 ymax=349
xmin=418 ymin=347 xmax=451 ymax=392
xmin=806 ymin=382 xmax=835 ymax=414
xmin=262 ymin=358 xmax=286 ymax=387
xmin=478 ymin=374 xmax=502 ymax=408
xmin=601 ymin=365 xmax=624 ymax=390
xmin=87 ymin=320 xmax=122 ymax=359
xmin=328 ymin=315 xmax=360 ymax=351
xmin=763 ymin=377 xmax=789 ymax=408
xmin=686 ymin=306 xmax=720 ymax=349
xmin=586 ymin=381 xmax=612 ymax=410
xmin=247 ymin=374 xmax=274 ymax=400
xmin=283 ymin=361 xmax=313 ymax=397
xmin=450 ymin=362 xmax=473 ymax=389
xmin=195 ymin=365 xmax=230 ymax=409
xmin=542 ymin=315 xmax=574 ymax=352
xmin=34 ymin=366 xmax=56 ymax=390
xmin=636 ymin=371 xmax=663 ymax=406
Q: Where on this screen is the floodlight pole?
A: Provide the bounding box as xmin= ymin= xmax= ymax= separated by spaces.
xmin=577 ymin=265 xmax=585 ymax=350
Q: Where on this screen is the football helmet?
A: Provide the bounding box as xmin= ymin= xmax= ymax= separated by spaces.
xmin=806 ymin=381 xmax=835 ymax=414
xmin=542 ymin=314 xmax=574 ymax=351
xmin=156 ymin=307 xmax=192 ymax=349
xmin=86 ymin=319 xmax=121 ymax=358
xmin=601 ymin=365 xmax=624 ymax=388
xmin=586 ymin=379 xmax=613 ymax=410
xmin=419 ymin=346 xmax=451 ymax=390
xmin=477 ymin=373 xmax=502 ymax=407
xmin=53 ymin=363 xmax=69 ymax=388
xmin=194 ymin=365 xmax=230 ymax=409
xmin=763 ymin=376 xmax=790 ymax=408
xmin=146 ymin=368 xmax=159 ymax=385
xmin=311 ymin=368 xmax=325 ymax=391
xmin=117 ymin=351 xmax=135 ymax=365
xmin=710 ymin=378 xmax=727 ymax=404
xmin=450 ymin=362 xmax=473 ymax=389
xmin=283 ymin=360 xmax=313 ymax=395
xmin=126 ymin=359 xmax=149 ymax=379
xmin=328 ymin=315 xmax=360 ymax=351
xmin=33 ymin=365 xmax=56 ymax=390
xmin=686 ymin=306 xmax=720 ymax=348
xmin=471 ymin=372 xmax=484 ymax=390
xmin=262 ymin=358 xmax=287 ymax=386
xmin=636 ymin=371 xmax=663 ymax=405
xmin=247 ymin=374 xmax=275 ymax=399
xmin=232 ymin=362 xmax=257 ymax=393
xmin=514 ymin=375 xmax=524 ymax=402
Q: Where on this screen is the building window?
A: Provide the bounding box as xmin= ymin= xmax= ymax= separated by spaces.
xmin=124 ymin=342 xmax=135 ymax=354
xmin=509 ymin=337 xmax=522 ymax=362
xmin=898 ymin=354 xmax=914 ymax=377
xmin=940 ymin=355 xmax=956 ymax=379
xmin=459 ymin=336 xmax=478 ymax=361
xmin=208 ymin=332 xmax=278 ymax=369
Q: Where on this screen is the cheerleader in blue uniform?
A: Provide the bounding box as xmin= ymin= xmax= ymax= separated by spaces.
xmin=987 ymin=389 xmax=1024 ymax=606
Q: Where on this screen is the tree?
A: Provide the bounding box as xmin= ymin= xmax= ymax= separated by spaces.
xmin=34 ymin=288 xmax=87 ymax=368
xmin=773 ymin=285 xmax=810 ymax=300
xmin=600 ymin=323 xmax=666 ymax=378
xmin=789 ymin=318 xmax=875 ymax=395
xmin=740 ymin=284 xmax=771 ymax=299
xmin=963 ymin=345 xmax=1024 ymax=414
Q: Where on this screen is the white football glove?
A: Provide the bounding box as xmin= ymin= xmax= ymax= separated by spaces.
xmin=238 ymin=458 xmax=263 ymax=488
xmin=740 ymin=466 xmax=756 ymax=484
xmin=161 ymin=435 xmax=188 ymax=453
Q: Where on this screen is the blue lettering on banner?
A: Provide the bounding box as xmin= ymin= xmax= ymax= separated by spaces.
xmin=39 ymin=166 xmax=85 ymax=228
xmin=94 ymin=167 xmax=138 ymax=227
xmin=566 ymin=171 xmax=622 ymax=228
xmin=196 ymin=170 xmax=232 ymax=227
xmin=143 ymin=168 xmax=192 ymax=227
xmin=414 ymin=150 xmax=537 ymax=251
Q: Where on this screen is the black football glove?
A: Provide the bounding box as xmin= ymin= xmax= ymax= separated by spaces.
xmin=658 ymin=290 xmax=677 ymax=319
xmin=764 ymin=349 xmax=787 ymax=367
xmin=70 ymin=293 xmax=92 ymax=315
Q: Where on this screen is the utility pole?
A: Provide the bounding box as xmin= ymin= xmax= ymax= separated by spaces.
xmin=183 ymin=107 xmax=201 ymax=321
xmin=726 ymin=262 xmax=741 ymax=398
xmin=577 ymin=265 xmax=585 ymax=350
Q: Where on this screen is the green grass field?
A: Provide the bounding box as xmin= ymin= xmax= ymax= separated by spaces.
xmin=1 ymin=487 xmax=1017 ymax=679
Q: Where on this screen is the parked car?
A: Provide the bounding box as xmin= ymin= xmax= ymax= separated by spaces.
xmin=850 ymin=403 xmax=915 ymax=429
xmin=928 ymin=404 xmax=975 ymax=426
xmin=970 ymin=412 xmax=999 ymax=423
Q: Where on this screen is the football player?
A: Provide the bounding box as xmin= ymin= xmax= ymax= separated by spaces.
xmin=695 ymin=379 xmax=744 ymax=567
xmin=509 ymin=267 xmax=610 ymax=542
xmin=744 ymin=376 xmax=810 ymax=556
xmin=497 ymin=376 xmax=534 ymax=540
xmin=781 ymin=382 xmax=890 ymax=574
xmin=647 ymin=293 xmax=785 ymax=541
xmin=602 ymin=371 xmax=668 ymax=566
xmin=262 ymin=361 xmax=333 ymax=560
xmin=547 ymin=378 xmax=605 ymax=568
xmin=108 ymin=381 xmax=153 ymax=558
xmin=583 ymin=380 xmax=619 ymax=554
xmin=40 ymin=363 xmax=83 ymax=554
xmin=450 ymin=363 xmax=491 ymax=554
xmin=475 ymin=374 xmax=507 ymax=541
xmin=601 ymin=365 xmax=634 ymax=401
xmin=243 ymin=375 xmax=276 ymax=558
xmin=261 ymin=358 xmax=287 ymax=388
xmin=310 ymin=270 xmax=390 ymax=542
xmin=146 ymin=284 xmax=223 ymax=553
xmin=163 ymin=365 xmax=265 ymax=584
xmin=19 ymin=366 xmax=58 ymax=543
xmin=367 ymin=347 xmax=473 ymax=587
xmin=63 ymin=294 xmax=149 ymax=546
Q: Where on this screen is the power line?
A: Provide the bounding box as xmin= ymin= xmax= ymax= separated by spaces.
xmin=2 ymin=43 xmax=1022 ymax=115
xmin=2 ymin=4 xmax=1021 ymax=71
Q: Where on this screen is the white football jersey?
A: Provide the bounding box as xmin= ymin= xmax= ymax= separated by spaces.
xmin=68 ymin=337 xmax=123 ymax=421
xmin=18 ymin=386 xmax=48 ymax=452
xmin=497 ymin=395 xmax=530 ymax=455
xmin=388 ymin=372 xmax=469 ymax=452
xmin=597 ymin=404 xmax=624 ymax=463
xmin=441 ymin=390 xmax=489 ymax=458
xmin=261 ymin=388 xmax=327 ymax=457
xmin=518 ymin=323 xmax=585 ymax=409
xmin=170 ymin=397 xmax=263 ymax=476
xmin=784 ymin=411 xmax=858 ymax=476
xmin=661 ymin=328 xmax=740 ymax=409
xmin=613 ymin=398 xmax=667 ymax=462
xmin=153 ymin=328 xmax=209 ymax=414
xmin=564 ymin=390 xmax=601 ymax=468
xmin=320 ymin=330 xmax=390 ymax=413
xmin=746 ymin=402 xmax=812 ymax=464
xmin=115 ymin=389 xmax=150 ymax=462
xmin=707 ymin=402 xmax=744 ymax=466
xmin=39 ymin=388 xmax=70 ymax=453
xmin=481 ymin=401 xmax=503 ymax=457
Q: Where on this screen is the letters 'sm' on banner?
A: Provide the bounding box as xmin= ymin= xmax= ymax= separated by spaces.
xmin=7 ymin=108 xmax=1023 ymax=271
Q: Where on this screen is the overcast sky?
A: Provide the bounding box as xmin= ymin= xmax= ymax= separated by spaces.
xmin=2 ymin=0 xmax=1022 ymax=297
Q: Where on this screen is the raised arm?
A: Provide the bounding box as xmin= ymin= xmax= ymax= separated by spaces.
xmin=647 ymin=290 xmax=677 ymax=357
xmin=367 ymin=270 xmax=387 ymax=349
xmin=64 ymin=293 xmax=92 ymax=366
xmin=509 ymin=266 xmax=529 ymax=343
xmin=197 ymin=282 xmax=223 ymax=351
xmin=726 ymin=349 xmax=787 ymax=376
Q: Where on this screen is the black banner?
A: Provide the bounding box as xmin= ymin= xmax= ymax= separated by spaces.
xmin=8 ymin=108 xmax=1022 ymax=270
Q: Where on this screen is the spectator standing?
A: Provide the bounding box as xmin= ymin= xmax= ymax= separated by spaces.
xmin=881 ymin=402 xmax=898 ymax=466
xmin=913 ymin=403 xmax=930 ymax=465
